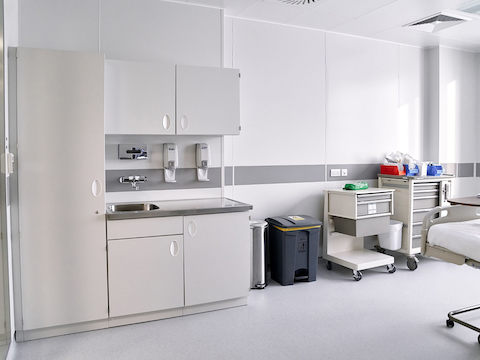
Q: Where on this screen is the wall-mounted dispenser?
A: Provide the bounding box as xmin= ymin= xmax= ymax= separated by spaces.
xmin=118 ymin=144 xmax=148 ymax=160
xmin=163 ymin=143 xmax=178 ymax=183
xmin=196 ymin=143 xmax=210 ymax=182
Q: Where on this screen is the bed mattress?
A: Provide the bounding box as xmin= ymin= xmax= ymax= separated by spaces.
xmin=428 ymin=219 xmax=480 ymax=263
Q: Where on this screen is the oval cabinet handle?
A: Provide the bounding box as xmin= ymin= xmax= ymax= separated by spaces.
xmin=170 ymin=240 xmax=179 ymax=257
xmin=180 ymin=115 xmax=189 ymax=130
xmin=188 ymin=220 xmax=197 ymax=237
xmin=162 ymin=115 xmax=171 ymax=130
xmin=91 ymin=179 xmax=102 ymax=197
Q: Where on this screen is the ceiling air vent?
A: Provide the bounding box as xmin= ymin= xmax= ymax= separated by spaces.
xmin=404 ymin=12 xmax=472 ymax=33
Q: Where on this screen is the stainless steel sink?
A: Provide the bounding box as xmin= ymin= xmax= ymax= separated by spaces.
xmin=108 ymin=203 xmax=159 ymax=212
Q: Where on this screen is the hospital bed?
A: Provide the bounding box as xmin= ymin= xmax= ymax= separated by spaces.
xmin=421 ymin=204 xmax=480 ymax=344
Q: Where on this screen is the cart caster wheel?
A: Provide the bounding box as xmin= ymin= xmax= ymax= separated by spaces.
xmin=407 ymin=257 xmax=418 ymax=271
xmin=477 ymin=334 xmax=480 ymax=344
xmin=387 ymin=264 xmax=396 ymax=273
xmin=446 ymin=319 xmax=454 ymax=328
xmin=353 ymin=270 xmax=362 ymax=281
xmin=326 ymin=261 xmax=332 ymax=271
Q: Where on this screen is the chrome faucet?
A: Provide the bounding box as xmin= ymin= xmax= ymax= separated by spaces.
xmin=119 ymin=175 xmax=147 ymax=190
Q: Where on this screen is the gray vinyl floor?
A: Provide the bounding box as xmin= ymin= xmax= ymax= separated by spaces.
xmin=6 ymin=251 xmax=480 ymax=360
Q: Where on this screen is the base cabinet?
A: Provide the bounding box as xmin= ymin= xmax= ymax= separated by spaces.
xmin=107 ymin=235 xmax=184 ymax=318
xmin=106 ymin=211 xmax=250 ymax=320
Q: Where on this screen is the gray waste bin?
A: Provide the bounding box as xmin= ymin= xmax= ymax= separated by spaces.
xmin=265 ymin=215 xmax=322 ymax=286
xmin=250 ymin=220 xmax=268 ymax=289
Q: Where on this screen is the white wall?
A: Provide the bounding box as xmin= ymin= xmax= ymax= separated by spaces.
xmin=224 ymin=18 xmax=428 ymax=221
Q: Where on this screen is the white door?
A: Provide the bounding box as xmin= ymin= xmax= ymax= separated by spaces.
xmin=184 ymin=212 xmax=250 ymax=306
xmin=105 ymin=60 xmax=175 ymax=134
xmin=108 ymin=235 xmax=184 ymax=317
xmin=176 ymin=65 xmax=240 ymax=135
xmin=14 ymin=48 xmax=108 ymax=330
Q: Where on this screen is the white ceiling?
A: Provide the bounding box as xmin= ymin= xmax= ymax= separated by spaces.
xmin=170 ymin=0 xmax=480 ymax=52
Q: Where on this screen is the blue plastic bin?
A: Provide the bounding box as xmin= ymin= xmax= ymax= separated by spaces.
xmin=403 ymin=164 xmax=418 ymax=176
xmin=427 ymin=165 xmax=443 ymax=176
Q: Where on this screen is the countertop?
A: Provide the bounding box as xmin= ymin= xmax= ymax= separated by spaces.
xmin=106 ymin=197 xmax=253 ymax=220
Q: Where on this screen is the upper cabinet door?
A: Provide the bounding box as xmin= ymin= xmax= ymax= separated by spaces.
xmin=176 ymin=65 xmax=240 ymax=135
xmin=105 ymin=60 xmax=175 ymax=134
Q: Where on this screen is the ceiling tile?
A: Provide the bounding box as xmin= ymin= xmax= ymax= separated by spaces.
xmin=311 ymin=0 xmax=397 ymax=19
xmin=235 ymin=1 xmax=310 ymax=23
xmin=287 ymin=10 xmax=352 ymax=30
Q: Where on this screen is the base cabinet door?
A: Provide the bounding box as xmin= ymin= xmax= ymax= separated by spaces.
xmin=183 ymin=212 xmax=250 ymax=307
xmin=108 ymin=235 xmax=184 ymax=318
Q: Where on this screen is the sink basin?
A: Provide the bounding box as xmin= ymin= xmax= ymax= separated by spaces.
xmin=108 ymin=203 xmax=159 ymax=212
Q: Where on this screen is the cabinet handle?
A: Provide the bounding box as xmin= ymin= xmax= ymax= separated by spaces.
xmin=180 ymin=115 xmax=189 ymax=130
xmin=188 ymin=220 xmax=197 ymax=237
xmin=162 ymin=115 xmax=171 ymax=130
xmin=91 ymin=179 xmax=102 ymax=197
xmin=170 ymin=240 xmax=179 ymax=257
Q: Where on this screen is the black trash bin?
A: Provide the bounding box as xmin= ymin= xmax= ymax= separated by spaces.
xmin=265 ymin=215 xmax=322 ymax=286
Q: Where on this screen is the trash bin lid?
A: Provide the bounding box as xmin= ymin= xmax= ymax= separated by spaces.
xmin=265 ymin=215 xmax=322 ymax=232
xmin=250 ymin=220 xmax=268 ymax=229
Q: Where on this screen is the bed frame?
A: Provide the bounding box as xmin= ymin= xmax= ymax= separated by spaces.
xmin=421 ymin=205 xmax=480 ymax=344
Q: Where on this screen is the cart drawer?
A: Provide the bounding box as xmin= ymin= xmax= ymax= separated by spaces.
xmin=412 ymin=235 xmax=422 ymax=249
xmin=357 ymin=201 xmax=391 ymax=217
xmin=413 ymin=197 xmax=438 ymax=210
xmin=356 ymin=193 xmax=392 ymax=202
xmin=332 ymin=215 xmax=390 ymax=237
xmin=413 ymin=183 xmax=439 ymax=191
xmin=413 ymin=190 xmax=438 ymax=198
xmin=412 ymin=209 xmax=432 ymax=223
xmin=412 ymin=222 xmax=422 ymax=236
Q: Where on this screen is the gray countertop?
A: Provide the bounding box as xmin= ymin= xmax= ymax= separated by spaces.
xmin=106 ymin=197 xmax=253 ymax=220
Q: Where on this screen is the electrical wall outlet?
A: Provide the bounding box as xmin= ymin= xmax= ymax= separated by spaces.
xmin=341 ymin=169 xmax=348 ymax=176
xmin=331 ymin=169 xmax=341 ymax=177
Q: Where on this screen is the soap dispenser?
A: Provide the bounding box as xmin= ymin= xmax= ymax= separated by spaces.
xmin=163 ymin=143 xmax=178 ymax=183
xmin=196 ymin=143 xmax=210 ymax=182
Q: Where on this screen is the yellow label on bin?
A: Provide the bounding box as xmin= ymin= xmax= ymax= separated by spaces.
xmin=288 ymin=216 xmax=305 ymax=221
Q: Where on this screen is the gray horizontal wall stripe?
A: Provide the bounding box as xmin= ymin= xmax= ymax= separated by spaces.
xmin=225 ymin=166 xmax=233 ymax=186
xmin=457 ymin=163 xmax=474 ymax=178
xmin=107 ymin=163 xmax=476 ymax=191
xmin=106 ymin=168 xmax=221 ymax=192
xmin=234 ymin=165 xmax=325 ymax=186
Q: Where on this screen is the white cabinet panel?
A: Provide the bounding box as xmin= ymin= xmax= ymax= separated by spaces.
xmin=176 ymin=65 xmax=240 ymax=135
xmin=105 ymin=60 xmax=175 ymax=135
xmin=14 ymin=48 xmax=107 ymax=330
xmin=19 ymin=0 xmax=100 ymax=52
xmin=100 ymin=0 xmax=221 ymax=66
xmin=108 ymin=235 xmax=184 ymax=317
xmin=184 ymin=212 xmax=250 ymax=306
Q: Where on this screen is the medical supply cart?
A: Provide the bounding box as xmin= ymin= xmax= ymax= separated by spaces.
xmin=323 ymin=188 xmax=396 ymax=281
xmin=378 ymin=174 xmax=454 ymax=270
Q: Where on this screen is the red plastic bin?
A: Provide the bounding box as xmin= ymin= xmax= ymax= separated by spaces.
xmin=380 ymin=164 xmax=406 ymax=176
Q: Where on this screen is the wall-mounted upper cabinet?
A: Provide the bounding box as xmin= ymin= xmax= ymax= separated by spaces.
xmin=176 ymin=65 xmax=240 ymax=135
xmin=105 ymin=60 xmax=176 ymax=135
xmin=105 ymin=60 xmax=240 ymax=136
